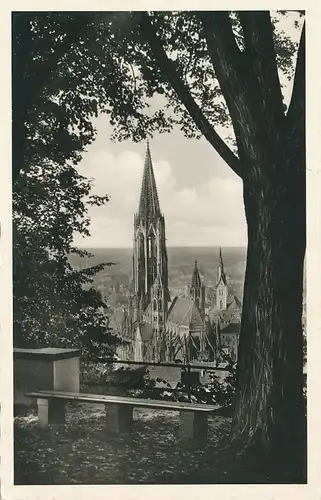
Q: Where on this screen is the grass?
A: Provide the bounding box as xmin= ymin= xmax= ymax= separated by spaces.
xmin=14 ymin=403 xmax=272 ymax=485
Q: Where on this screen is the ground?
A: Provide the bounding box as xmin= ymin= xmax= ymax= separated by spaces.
xmin=14 ymin=402 xmax=271 ymax=484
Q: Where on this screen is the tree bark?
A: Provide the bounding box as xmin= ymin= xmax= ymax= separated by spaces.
xmin=141 ymin=11 xmax=306 ymax=481
xmin=233 ymin=143 xmax=306 ymax=482
xmin=196 ymin=13 xmax=306 ymax=481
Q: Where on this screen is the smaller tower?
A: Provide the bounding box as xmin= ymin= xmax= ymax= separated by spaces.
xmin=189 ymin=260 xmax=205 ymax=315
xmin=216 ymin=248 xmax=228 ymax=310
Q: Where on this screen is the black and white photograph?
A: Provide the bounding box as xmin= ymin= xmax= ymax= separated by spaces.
xmin=2 ymin=4 xmax=321 ymax=497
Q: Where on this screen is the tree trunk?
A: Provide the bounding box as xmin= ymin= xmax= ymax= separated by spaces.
xmin=233 ymin=149 xmax=306 ymax=482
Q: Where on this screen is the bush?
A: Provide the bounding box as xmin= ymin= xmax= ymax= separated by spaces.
xmin=80 ymin=361 xmax=114 ymax=385
xmin=80 ymin=356 xmax=238 ymax=410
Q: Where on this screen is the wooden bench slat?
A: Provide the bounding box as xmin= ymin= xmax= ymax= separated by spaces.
xmin=26 ymin=390 xmax=218 ymax=412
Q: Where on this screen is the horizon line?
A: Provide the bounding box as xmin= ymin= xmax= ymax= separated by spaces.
xmin=75 ymin=244 xmax=247 ymax=250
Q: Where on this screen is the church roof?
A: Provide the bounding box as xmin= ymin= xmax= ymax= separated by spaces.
xmin=191 ymin=260 xmax=202 ymax=289
xmin=167 ymin=297 xmax=203 ymax=327
xmin=138 ymin=141 xmax=161 ymax=220
xmin=227 ymin=295 xmax=242 ymax=310
xmin=220 ymin=322 xmax=241 ymax=335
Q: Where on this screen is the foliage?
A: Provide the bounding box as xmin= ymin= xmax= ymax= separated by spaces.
xmin=165 ymin=360 xmax=237 ymax=410
xmin=208 ymin=361 xmax=237 ymax=410
xmin=80 ymin=363 xmax=159 ymax=395
xmin=13 ymin=12 xmax=123 ymax=180
xmin=101 ymin=11 xmax=302 ymax=151
xmin=82 ymin=360 xmax=237 ymax=409
xmin=13 ymin=160 xmax=118 ymax=359
xmin=13 ymin=11 xmax=303 ymax=180
xmin=12 ymin=13 xmax=131 ymax=357
xmin=80 ymin=361 xmax=115 ymax=385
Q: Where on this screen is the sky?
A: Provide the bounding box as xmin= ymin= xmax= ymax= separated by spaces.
xmin=73 ymin=12 xmax=301 ymax=249
xmin=74 ymin=118 xmax=246 ymax=248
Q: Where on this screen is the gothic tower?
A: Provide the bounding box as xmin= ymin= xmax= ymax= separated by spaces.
xmin=133 ymin=142 xmax=170 ymax=321
xmin=215 ymin=247 xmax=228 ymax=310
xmin=151 ymin=272 xmax=168 ymax=361
xmin=189 ymin=260 xmax=205 ymax=315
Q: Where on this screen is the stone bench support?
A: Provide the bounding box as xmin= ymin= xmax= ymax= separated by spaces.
xmin=106 ymin=403 xmax=133 ymax=434
xmin=179 ymin=410 xmax=208 ymax=441
xmin=37 ymin=398 xmax=66 ymax=428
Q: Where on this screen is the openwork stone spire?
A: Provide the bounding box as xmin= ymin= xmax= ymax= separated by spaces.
xmin=138 ymin=141 xmax=161 ymax=219
xmin=133 ymin=141 xmax=169 ymax=317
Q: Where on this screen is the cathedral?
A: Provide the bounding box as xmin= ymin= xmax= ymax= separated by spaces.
xmin=111 ymin=142 xmax=242 ymax=363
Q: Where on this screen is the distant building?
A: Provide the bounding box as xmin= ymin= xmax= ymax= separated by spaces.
xmin=206 ymin=250 xmax=242 ymax=360
xmin=219 ymin=322 xmax=240 ymax=362
xmin=112 ymin=142 xmax=242 ymax=363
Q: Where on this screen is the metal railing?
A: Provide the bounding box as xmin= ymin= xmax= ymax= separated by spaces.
xmin=92 ymin=357 xmax=231 ymax=403
xmin=95 ymin=357 xmax=230 ymax=371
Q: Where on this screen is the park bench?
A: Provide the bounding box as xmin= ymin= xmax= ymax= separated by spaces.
xmin=26 ymin=390 xmax=218 ymax=442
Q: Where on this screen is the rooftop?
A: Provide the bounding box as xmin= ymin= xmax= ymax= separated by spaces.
xmin=167 ymin=297 xmax=203 ymax=327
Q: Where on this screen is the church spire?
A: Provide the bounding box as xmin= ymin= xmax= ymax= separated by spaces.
xmin=133 ymin=140 xmax=169 ymax=321
xmin=191 ymin=260 xmax=202 ymax=289
xmin=215 ymin=247 xmax=228 ymax=310
xmin=138 ymin=141 xmax=161 ymax=220
xmin=189 ymin=260 xmax=205 ymax=315
xmin=218 ymin=247 xmax=227 ymax=285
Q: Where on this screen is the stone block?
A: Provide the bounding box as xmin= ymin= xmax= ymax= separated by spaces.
xmin=179 ymin=410 xmax=208 ymax=442
xmin=106 ymin=403 xmax=133 ymax=434
xmin=14 ymin=348 xmax=81 ymax=410
xmin=37 ymin=398 xmax=66 ymax=428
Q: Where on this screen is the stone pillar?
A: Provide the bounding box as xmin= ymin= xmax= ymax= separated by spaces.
xmin=37 ymin=398 xmax=66 ymax=428
xmin=179 ymin=411 xmax=208 ymax=442
xmin=106 ymin=403 xmax=133 ymax=434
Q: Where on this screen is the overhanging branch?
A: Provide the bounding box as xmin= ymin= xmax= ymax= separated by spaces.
xmin=196 ymin=12 xmax=251 ymax=158
xmin=138 ymin=12 xmax=243 ymax=178
xmin=286 ymin=22 xmax=305 ymax=136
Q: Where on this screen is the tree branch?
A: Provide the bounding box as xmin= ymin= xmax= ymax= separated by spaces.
xmin=286 ymin=22 xmax=305 ymax=136
xmin=198 ymin=11 xmax=289 ymax=166
xmin=238 ymin=11 xmax=284 ymax=116
xmin=196 ymin=12 xmax=257 ymax=163
xmin=197 ymin=12 xmax=246 ymax=118
xmin=138 ymin=12 xmax=243 ymax=178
